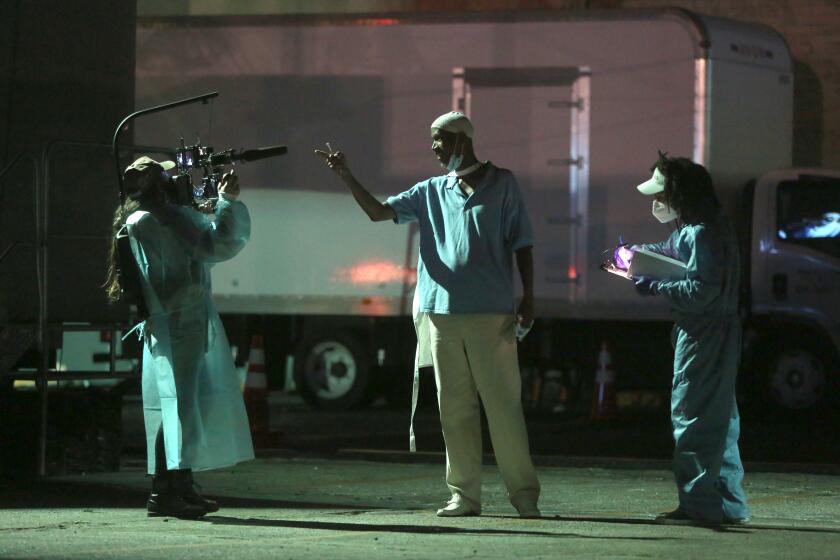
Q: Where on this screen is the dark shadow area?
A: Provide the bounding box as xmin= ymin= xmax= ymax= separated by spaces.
xmin=291 ymin=407 xmax=840 ymax=472
xmin=112 ymin=396 xmax=840 ymax=479
xmin=547 ymin=515 xmax=840 ymax=535
xmin=189 ymin=495 xmax=401 ymax=512
xmin=792 ymin=59 xmax=823 ymax=168
xmin=1 ymin=388 xmax=123 ymax=479
xmin=9 ymin=387 xmax=840 ymax=484
xmin=204 ymin=515 xmax=671 ymax=541
xmin=0 ymin=480 xmax=147 ymax=509
xmin=0 ymin=480 xmax=375 ymax=512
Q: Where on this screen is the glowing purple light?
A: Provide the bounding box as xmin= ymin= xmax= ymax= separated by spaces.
xmin=614 ymin=246 xmax=634 ymax=270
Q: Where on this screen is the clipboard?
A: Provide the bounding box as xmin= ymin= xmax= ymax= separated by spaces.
xmin=627 ymin=248 xmax=687 ymax=281
xmin=600 ymin=246 xmax=687 ymax=282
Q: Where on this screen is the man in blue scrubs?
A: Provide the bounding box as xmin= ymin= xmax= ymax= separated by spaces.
xmin=315 ymin=112 xmax=540 ymax=518
xmin=633 ymin=154 xmax=751 ymax=525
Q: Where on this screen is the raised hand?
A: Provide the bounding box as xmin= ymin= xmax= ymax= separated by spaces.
xmin=218 ymin=170 xmax=240 ymax=199
xmin=314 ymin=142 xmax=350 ymax=177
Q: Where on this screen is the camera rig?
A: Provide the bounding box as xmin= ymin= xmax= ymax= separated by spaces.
xmin=113 ymin=91 xmax=287 ymax=205
xmin=173 ymin=138 xmax=288 ymax=201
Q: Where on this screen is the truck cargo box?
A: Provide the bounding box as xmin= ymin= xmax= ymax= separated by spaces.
xmin=135 ymin=9 xmax=792 ymax=322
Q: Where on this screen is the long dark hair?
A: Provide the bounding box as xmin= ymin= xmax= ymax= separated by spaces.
xmin=104 ymin=198 xmax=141 ymax=303
xmin=652 ymin=152 xmax=720 ymax=225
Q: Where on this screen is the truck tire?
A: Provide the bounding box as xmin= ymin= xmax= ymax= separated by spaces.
xmin=762 ymin=344 xmax=832 ymax=413
xmin=294 ymin=332 xmax=371 ymax=410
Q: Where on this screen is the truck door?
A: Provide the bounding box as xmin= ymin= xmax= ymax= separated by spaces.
xmin=452 ymin=67 xmax=590 ymax=305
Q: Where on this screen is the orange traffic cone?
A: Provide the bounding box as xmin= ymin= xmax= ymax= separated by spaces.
xmin=591 ymin=341 xmax=617 ymax=421
xmin=243 ymin=335 xmax=271 ymax=447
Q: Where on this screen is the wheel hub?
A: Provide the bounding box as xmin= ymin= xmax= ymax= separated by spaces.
xmin=305 ymin=341 xmax=357 ymax=400
xmin=330 ymin=362 xmax=348 ymax=379
xmin=786 ymin=369 xmax=804 ymax=388
xmin=770 ymin=350 xmax=825 ymax=410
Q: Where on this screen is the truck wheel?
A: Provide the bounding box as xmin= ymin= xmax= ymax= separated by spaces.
xmin=764 ymin=345 xmax=829 ymax=412
xmin=294 ymin=332 xmax=371 ymax=410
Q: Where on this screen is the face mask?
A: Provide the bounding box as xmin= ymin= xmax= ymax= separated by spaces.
xmin=446 ymin=135 xmax=464 ymax=172
xmin=652 ymin=200 xmax=678 ymax=223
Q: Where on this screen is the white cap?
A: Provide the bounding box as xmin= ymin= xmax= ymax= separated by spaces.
xmin=431 ymin=111 xmax=474 ymax=138
xmin=636 ymin=167 xmax=666 ymax=195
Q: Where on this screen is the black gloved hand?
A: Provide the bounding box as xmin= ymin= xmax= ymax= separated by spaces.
xmin=633 ymin=275 xmax=660 ymax=297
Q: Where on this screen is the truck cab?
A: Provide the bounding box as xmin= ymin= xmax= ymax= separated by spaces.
xmin=742 ymin=169 xmax=840 ymax=412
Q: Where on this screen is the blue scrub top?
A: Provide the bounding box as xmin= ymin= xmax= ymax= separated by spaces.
xmin=386 ymin=163 xmax=534 ymax=314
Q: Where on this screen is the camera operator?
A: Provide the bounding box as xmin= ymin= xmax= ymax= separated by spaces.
xmin=105 ymin=156 xmax=254 ymax=519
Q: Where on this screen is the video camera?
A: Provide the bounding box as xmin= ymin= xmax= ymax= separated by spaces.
xmin=169 ymin=137 xmax=288 ymax=206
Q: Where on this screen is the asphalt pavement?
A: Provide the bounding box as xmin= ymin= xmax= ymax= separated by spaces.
xmin=3 ymin=391 xmax=840 ymax=559
xmin=2 ymin=455 xmax=840 ymax=559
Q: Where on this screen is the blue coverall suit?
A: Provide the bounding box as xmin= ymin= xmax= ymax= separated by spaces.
xmin=639 ymin=213 xmax=751 ymax=523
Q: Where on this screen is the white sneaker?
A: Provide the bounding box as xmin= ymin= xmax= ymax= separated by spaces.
xmin=436 ymin=496 xmax=480 ymax=517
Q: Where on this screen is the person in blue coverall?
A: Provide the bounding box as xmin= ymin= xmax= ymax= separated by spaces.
xmin=632 ymin=154 xmax=751 ymax=525
xmin=106 ymin=156 xmax=254 ymax=519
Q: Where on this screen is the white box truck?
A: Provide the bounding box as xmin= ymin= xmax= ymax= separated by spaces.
xmin=130 ymin=9 xmax=839 ymax=413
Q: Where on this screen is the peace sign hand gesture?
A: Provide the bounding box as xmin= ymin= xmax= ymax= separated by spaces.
xmin=314 ymin=143 xmax=351 ymax=178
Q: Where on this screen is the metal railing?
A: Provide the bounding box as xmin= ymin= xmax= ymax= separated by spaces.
xmin=1 ymin=141 xmax=173 ymax=476
xmin=3 ymin=91 xmax=218 ymax=476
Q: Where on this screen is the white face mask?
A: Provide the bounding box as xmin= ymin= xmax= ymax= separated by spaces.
xmin=443 ymin=132 xmax=466 ymax=172
xmin=652 ymin=200 xmax=678 ymax=223
xmin=446 ymin=152 xmax=463 ymax=173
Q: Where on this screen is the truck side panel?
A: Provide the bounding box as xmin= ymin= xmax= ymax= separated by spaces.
xmin=134 ymin=13 xmax=790 ymax=321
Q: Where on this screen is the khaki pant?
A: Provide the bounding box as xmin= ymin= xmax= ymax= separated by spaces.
xmin=428 ymin=313 xmax=540 ymax=511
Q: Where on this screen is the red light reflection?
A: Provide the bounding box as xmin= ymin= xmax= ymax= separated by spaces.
xmin=355 ymin=18 xmax=401 ymax=26
xmin=334 ymin=260 xmax=417 ymax=285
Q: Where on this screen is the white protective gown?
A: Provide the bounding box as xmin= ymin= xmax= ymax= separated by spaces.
xmin=127 ymin=197 xmax=255 ymax=474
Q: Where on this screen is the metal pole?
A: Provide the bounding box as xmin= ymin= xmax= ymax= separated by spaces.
xmin=109 ymin=326 xmax=117 ymax=378
xmin=30 ymin=150 xmax=47 ymax=477
xmin=41 ymin=143 xmax=51 ymax=471
xmin=0 ymin=152 xmax=46 ymax=475
xmin=34 ymin=140 xmax=172 ymax=477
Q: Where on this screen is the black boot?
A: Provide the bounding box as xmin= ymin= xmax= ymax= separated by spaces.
xmin=173 ymin=470 xmax=220 ymax=514
xmin=147 ymin=472 xmax=206 ymax=519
